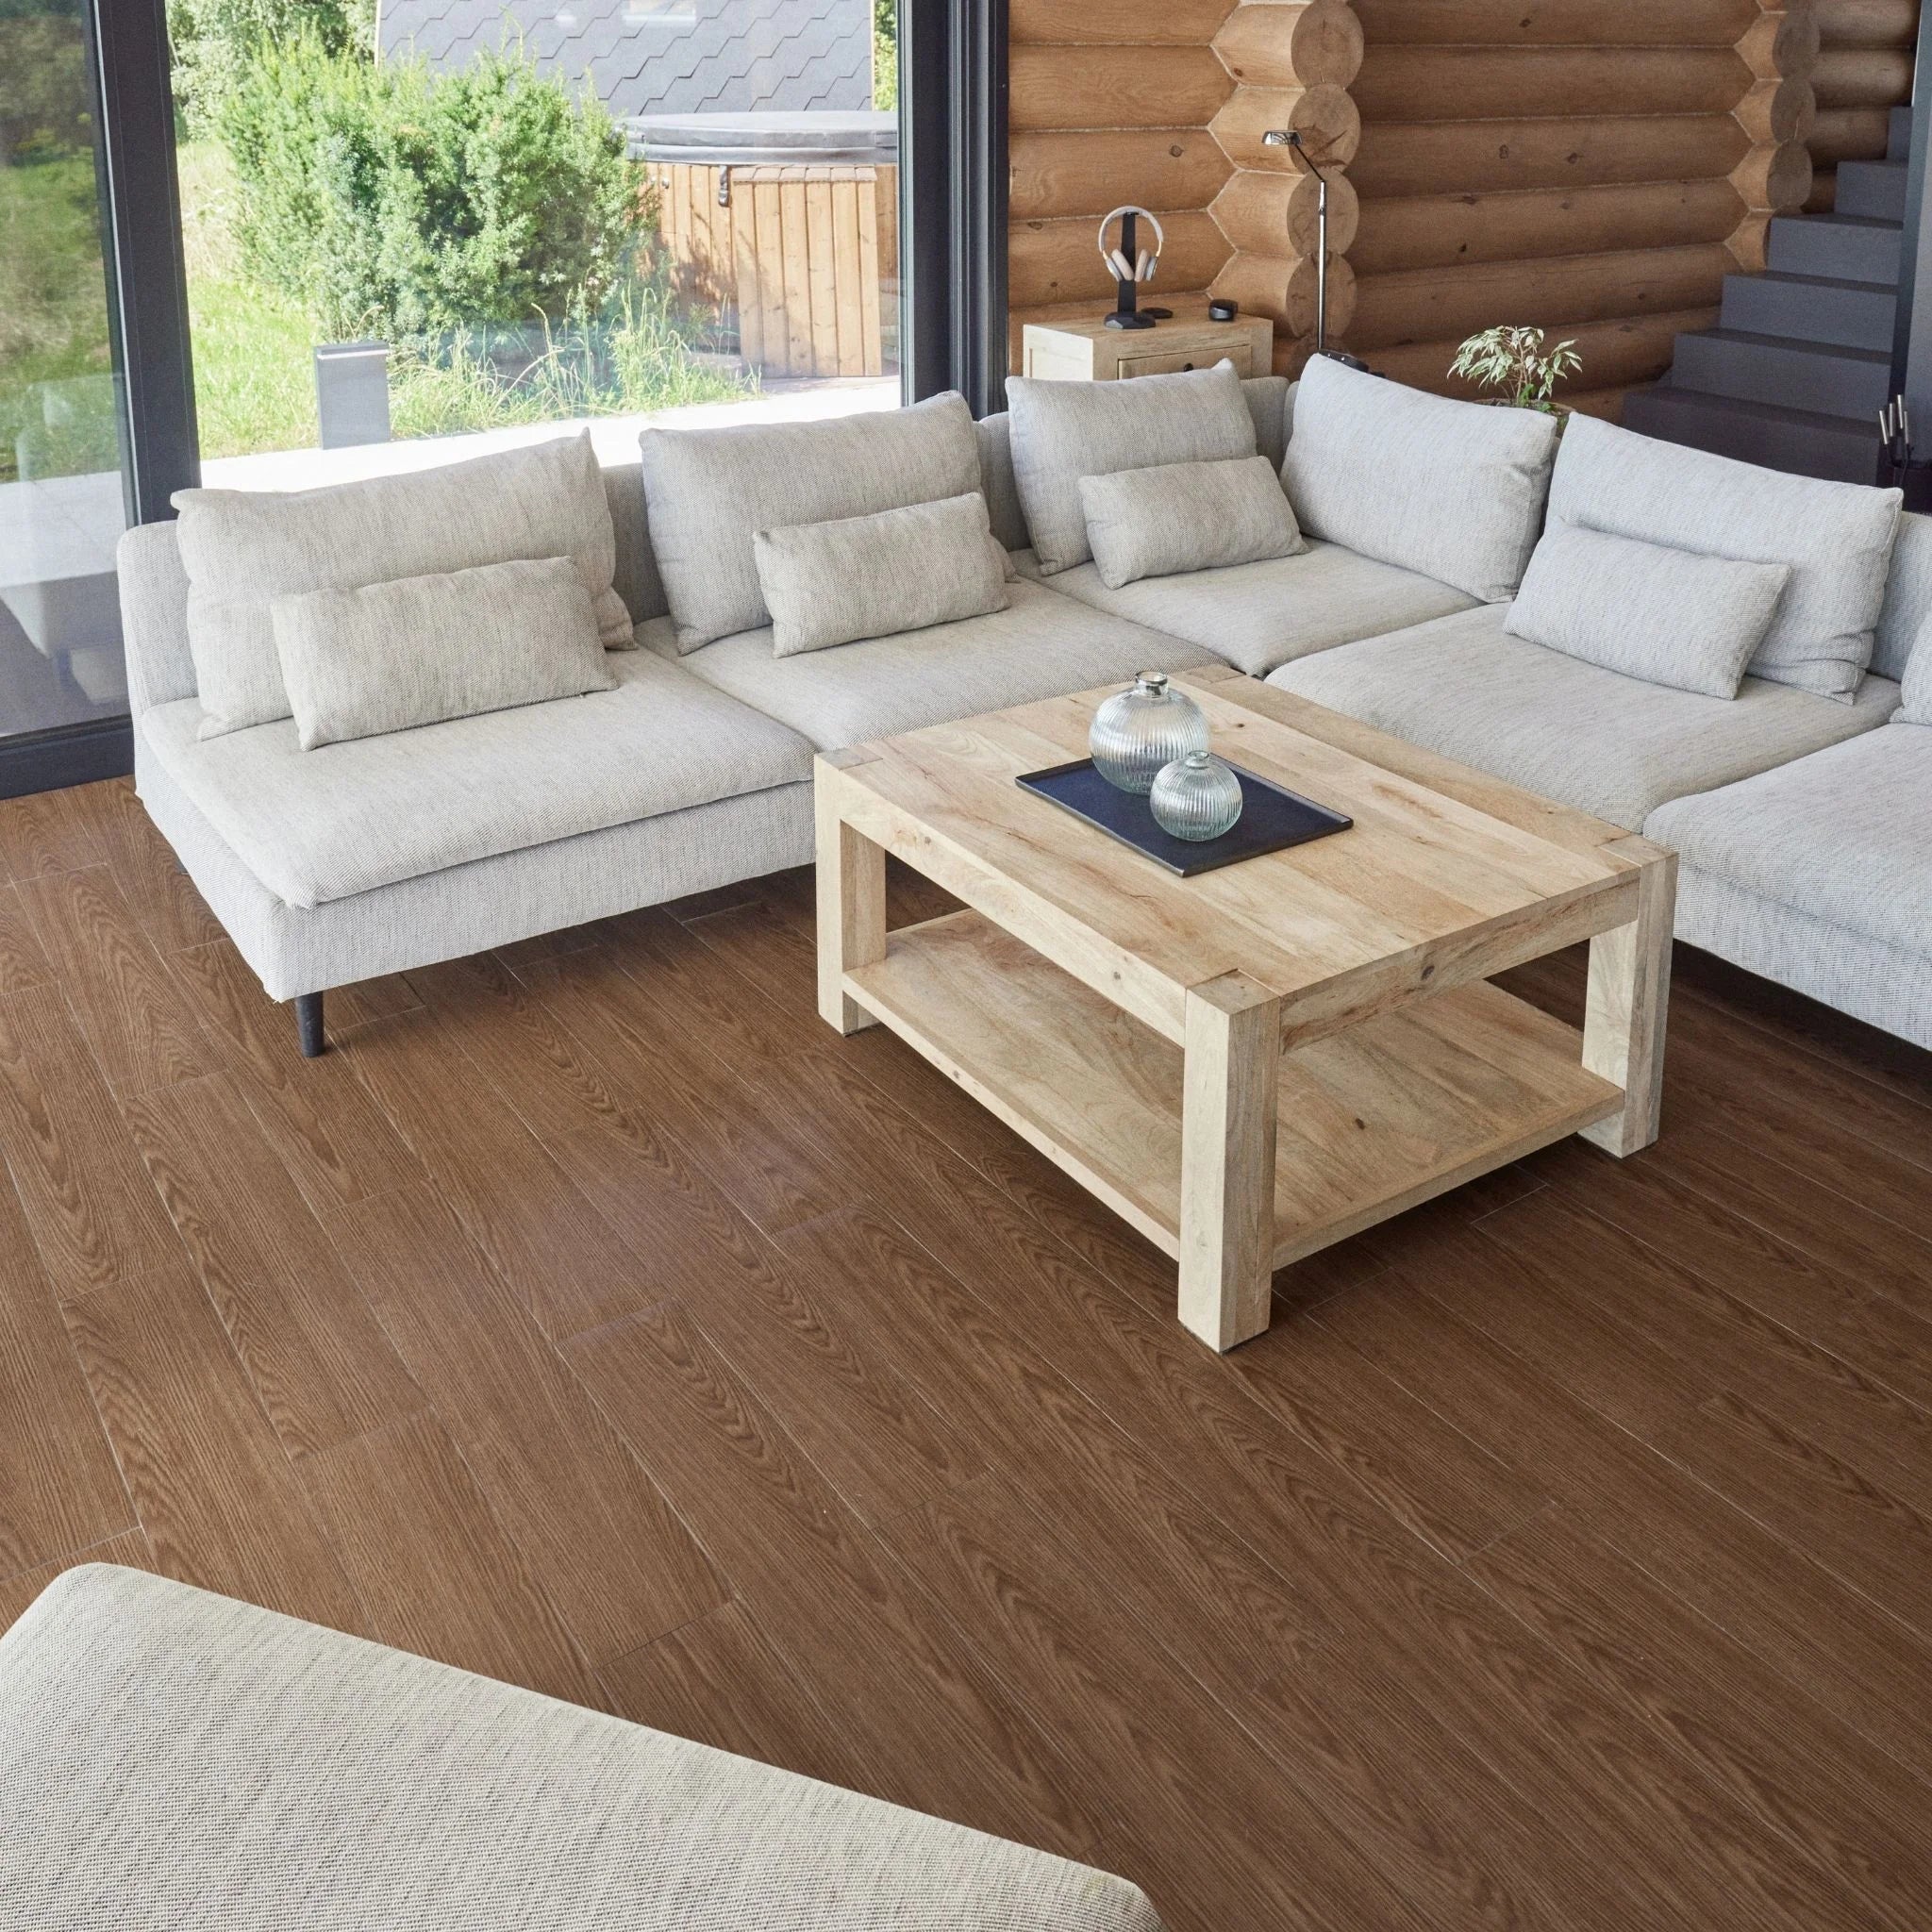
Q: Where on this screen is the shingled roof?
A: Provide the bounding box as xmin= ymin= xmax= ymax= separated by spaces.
xmin=378 ymin=0 xmax=874 ymax=117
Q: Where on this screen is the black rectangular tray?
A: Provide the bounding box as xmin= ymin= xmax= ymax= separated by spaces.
xmin=1016 ymin=757 xmax=1353 ymax=877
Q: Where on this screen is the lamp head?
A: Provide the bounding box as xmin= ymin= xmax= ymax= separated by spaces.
xmin=1261 ymin=129 xmax=1298 ymax=148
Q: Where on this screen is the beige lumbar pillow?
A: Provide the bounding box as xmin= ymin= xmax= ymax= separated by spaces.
xmin=640 ymin=391 xmax=984 ymax=654
xmin=175 ymin=431 xmax=630 ymax=741
xmin=1006 ymin=359 xmax=1258 ymax=576
xmin=1078 ymin=454 xmax=1303 ymax=591
xmin=1506 ymin=523 xmax=1790 ymax=699
xmin=754 ymin=491 xmax=1010 ymax=658
xmin=270 ymin=555 xmax=615 ymax=751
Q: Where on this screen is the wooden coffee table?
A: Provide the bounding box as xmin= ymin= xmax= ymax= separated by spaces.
xmin=813 ymin=668 xmax=1675 ymax=1351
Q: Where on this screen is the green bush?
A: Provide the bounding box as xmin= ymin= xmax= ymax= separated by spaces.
xmin=167 ymin=0 xmax=370 ymax=132
xmin=219 ymin=36 xmax=640 ymax=342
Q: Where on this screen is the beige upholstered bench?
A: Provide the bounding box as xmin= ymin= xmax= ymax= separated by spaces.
xmin=0 ymin=1566 xmax=1163 ymax=1931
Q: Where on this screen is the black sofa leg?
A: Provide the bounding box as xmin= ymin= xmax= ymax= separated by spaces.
xmin=294 ymin=991 xmax=325 ymax=1058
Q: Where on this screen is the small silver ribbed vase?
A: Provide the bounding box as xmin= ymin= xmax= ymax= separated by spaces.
xmin=1150 ymin=749 xmax=1244 ymax=842
xmin=1088 ymin=672 xmax=1209 ymax=795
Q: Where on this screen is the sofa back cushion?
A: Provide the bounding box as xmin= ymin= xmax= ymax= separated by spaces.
xmin=755 ymin=492 xmax=1011 ymax=657
xmin=1505 ymin=524 xmax=1790 ymax=698
xmin=271 ymin=556 xmax=615 ymax=751
xmin=1006 ymin=361 xmax=1258 ymax=575
xmin=173 ymin=431 xmax=629 ymax=741
xmin=1548 ymin=413 xmax=1902 ymax=702
xmin=640 ymin=391 xmax=982 ymax=653
xmin=1281 ymin=356 xmax=1561 ymax=604
xmin=1874 ymin=507 xmax=1932 ymax=684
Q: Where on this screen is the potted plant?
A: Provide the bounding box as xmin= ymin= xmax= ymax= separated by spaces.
xmin=1449 ymin=326 xmax=1582 ymax=415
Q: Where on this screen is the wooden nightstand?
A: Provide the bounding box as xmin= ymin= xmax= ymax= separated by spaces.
xmin=1020 ymin=299 xmax=1275 ymax=381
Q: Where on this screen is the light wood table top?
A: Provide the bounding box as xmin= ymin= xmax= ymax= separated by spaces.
xmin=815 ymin=670 xmax=1675 ymax=1350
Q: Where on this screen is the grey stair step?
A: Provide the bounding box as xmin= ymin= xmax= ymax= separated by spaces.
xmin=1621 ymin=387 xmax=1881 ymax=487
xmin=1718 ymin=270 xmax=1895 ymax=352
xmin=1835 ymin=158 xmax=1909 ymax=223
xmin=1765 ymin=213 xmax=1902 ymax=285
xmin=1890 ymin=104 xmax=1913 ymax=161
xmin=1668 ymin=328 xmax=1890 ymax=420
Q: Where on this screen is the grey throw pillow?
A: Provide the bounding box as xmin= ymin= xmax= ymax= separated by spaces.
xmin=1006 ymin=360 xmax=1257 ymax=576
xmin=1281 ymin=356 xmax=1561 ymax=604
xmin=174 ymin=431 xmax=629 ymax=741
xmin=755 ymin=492 xmax=1010 ymax=658
xmin=270 ymin=556 xmax=615 ymax=751
xmin=1506 ymin=523 xmax=1791 ymax=699
xmin=1900 ymin=620 xmax=1932 ymax=724
xmin=1548 ymin=413 xmax=1902 ymax=702
xmin=640 ymin=392 xmax=983 ymax=654
xmin=1078 ymin=455 xmax=1302 ymax=590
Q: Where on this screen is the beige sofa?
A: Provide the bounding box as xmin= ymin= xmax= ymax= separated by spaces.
xmin=116 ymin=376 xmax=1931 ymax=1052
xmin=0 ymin=1564 xmax=1162 ymax=1931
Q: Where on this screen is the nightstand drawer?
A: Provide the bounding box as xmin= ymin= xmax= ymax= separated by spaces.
xmin=1115 ymin=343 xmax=1256 ymax=379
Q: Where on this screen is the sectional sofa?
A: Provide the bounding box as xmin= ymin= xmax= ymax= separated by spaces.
xmin=116 ymin=358 xmax=1932 ymax=1055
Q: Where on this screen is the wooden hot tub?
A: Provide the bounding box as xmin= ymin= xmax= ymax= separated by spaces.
xmin=631 ymin=111 xmax=899 ymax=381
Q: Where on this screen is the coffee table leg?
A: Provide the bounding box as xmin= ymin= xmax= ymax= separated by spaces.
xmin=1581 ymin=839 xmax=1677 ymax=1158
xmin=1179 ymin=974 xmax=1282 ymax=1351
xmin=815 ymin=763 xmax=886 ymax=1035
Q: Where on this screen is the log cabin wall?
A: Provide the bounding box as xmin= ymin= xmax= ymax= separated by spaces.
xmin=1343 ymin=1 xmax=1820 ymax=421
xmin=1006 ymin=0 xmax=1241 ymax=367
xmin=1806 ymin=0 xmax=1921 ymax=208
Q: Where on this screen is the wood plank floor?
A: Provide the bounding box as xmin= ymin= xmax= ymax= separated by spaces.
xmin=6 ymin=773 xmax=1932 ymax=1929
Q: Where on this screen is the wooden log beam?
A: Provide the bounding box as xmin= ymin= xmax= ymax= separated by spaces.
xmin=1349 ymin=0 xmax=1759 ymax=44
xmin=1815 ymin=0 xmax=1921 ymax=48
xmin=1008 ymin=129 xmax=1233 ymax=222
xmin=1211 ymin=250 xmax=1358 ymax=340
xmin=1350 ymin=115 xmax=1751 ymax=199
xmin=1363 ymin=308 xmax=1721 ymax=398
xmin=1738 ymin=3 xmax=1821 ymax=81
xmin=1806 ymin=103 xmax=1893 ymax=163
xmin=1731 ymin=137 xmax=1814 ymax=209
xmin=1210 ymin=167 xmax=1360 ymax=258
xmin=1210 ymin=84 xmax=1361 ymax=172
xmin=1352 ymin=47 xmax=1757 ymax=122
xmin=1347 ymin=242 xmax=1733 ymax=351
xmin=1735 ymin=76 xmax=1818 ymax=145
xmin=1009 ymin=211 xmax=1232 ymax=307
xmin=1212 ymin=1 xmax=1362 ymax=91
xmin=1010 ymin=46 xmax=1233 ymax=130
xmin=1349 ymin=178 xmax=1748 ymax=275
xmin=1010 ymin=0 xmax=1236 ymax=44
xmin=1812 ymin=44 xmax=1917 ymax=107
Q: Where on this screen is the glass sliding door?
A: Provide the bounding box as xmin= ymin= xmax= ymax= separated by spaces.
xmin=0 ymin=0 xmax=133 ymax=743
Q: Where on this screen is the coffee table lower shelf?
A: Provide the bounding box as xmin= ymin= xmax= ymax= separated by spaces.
xmin=844 ymin=908 xmax=1624 ymax=1282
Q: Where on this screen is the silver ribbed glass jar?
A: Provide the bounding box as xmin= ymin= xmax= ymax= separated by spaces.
xmin=1088 ymin=672 xmax=1209 ymax=795
xmin=1150 ymin=750 xmax=1244 ymax=842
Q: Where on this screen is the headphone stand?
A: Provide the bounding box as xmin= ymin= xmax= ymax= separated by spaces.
xmin=1102 ymin=210 xmax=1162 ymax=330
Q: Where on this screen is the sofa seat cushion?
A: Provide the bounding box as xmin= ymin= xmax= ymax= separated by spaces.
xmin=0 ymin=1564 xmax=1165 ymax=1932
xmin=142 ymin=650 xmax=814 ymax=910
xmin=1645 ymin=721 xmax=1932 ymax=958
xmin=1041 ymin=541 xmax=1478 ymax=677
xmin=652 ymin=575 xmax=1222 ymax=750
xmin=1265 ymin=604 xmax=1900 ymax=830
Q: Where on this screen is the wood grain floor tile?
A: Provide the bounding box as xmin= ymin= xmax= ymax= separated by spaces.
xmin=0 ymin=1166 xmax=133 ymax=1578
xmin=13 ymin=864 xmax=206 ymax=1095
xmin=564 ymin=1303 xmax=1110 ymax=1857
xmin=344 ymin=1000 xmax=661 ymax=1340
xmin=597 ymin=1599 xmax=866 ymax=1792
xmin=324 ymin=1183 xmax=727 ymax=1664
xmin=170 ymin=939 xmax=423 ymax=1214
xmin=83 ymin=778 xmax=226 ymax=957
xmin=61 ymin=1260 xmax=362 ymax=1632
xmin=125 ymin=1073 xmax=424 ymax=1457
xmin=0 ymin=884 xmax=50 ymax=995
xmin=0 ymin=787 xmax=108 ymax=879
xmin=0 ymin=985 xmax=184 ymax=1295
xmin=300 ymin=1411 xmax=600 ymax=1704
xmin=0 ymin=1529 xmax=158 ymax=1636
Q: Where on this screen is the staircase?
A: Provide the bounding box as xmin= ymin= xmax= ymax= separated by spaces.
xmin=1623 ymin=105 xmax=1912 ymax=485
